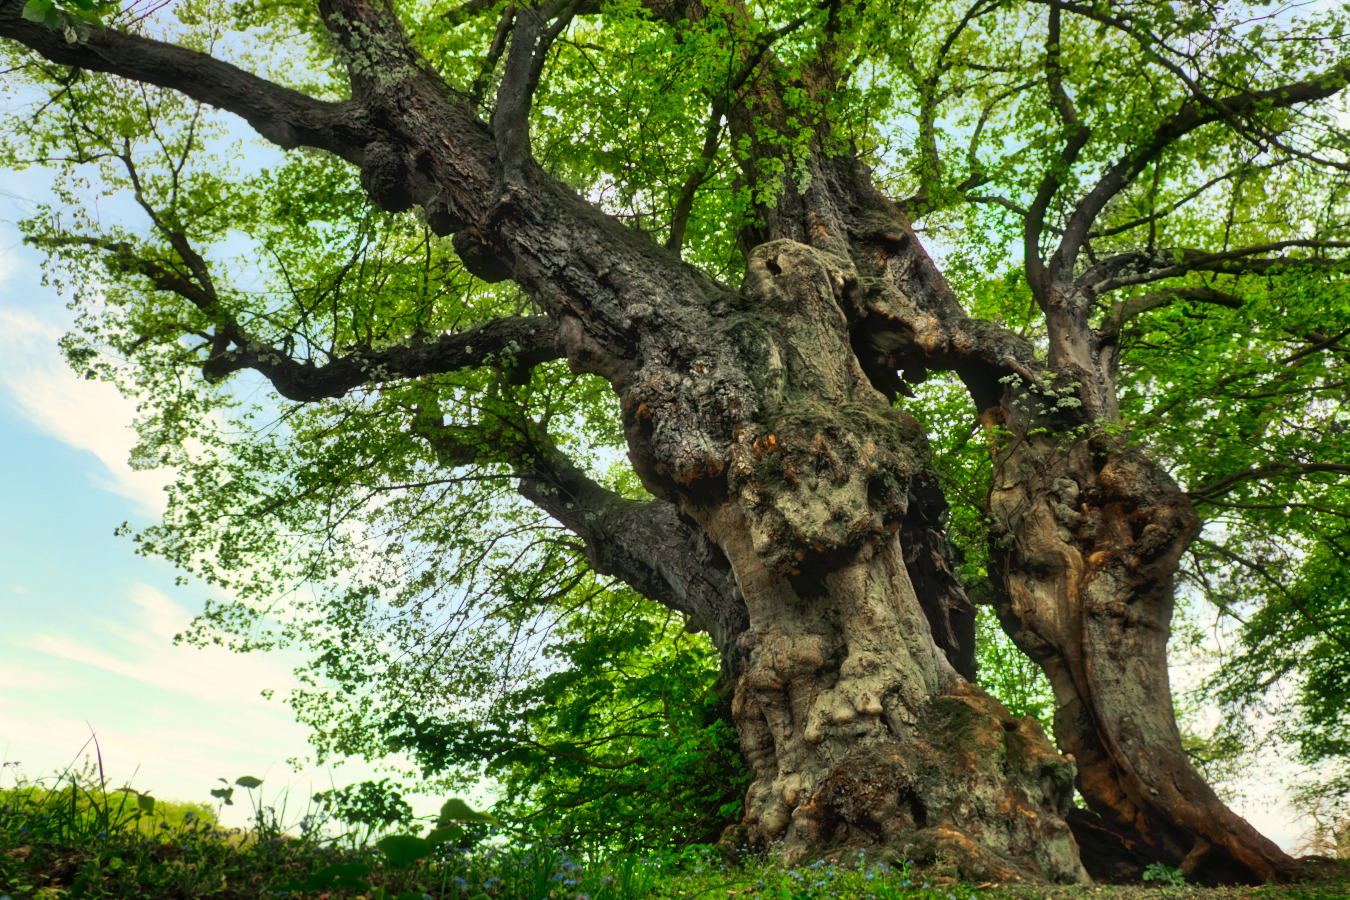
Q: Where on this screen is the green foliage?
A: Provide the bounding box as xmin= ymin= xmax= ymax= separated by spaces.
xmin=1142 ymin=862 xmax=1187 ymax=886
xmin=19 ymin=0 xmax=116 ymax=39
xmin=386 ymin=589 xmax=749 ymax=853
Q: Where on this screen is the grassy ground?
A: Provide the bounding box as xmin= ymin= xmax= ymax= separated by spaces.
xmin=1 ymin=762 xmax=1346 ymax=900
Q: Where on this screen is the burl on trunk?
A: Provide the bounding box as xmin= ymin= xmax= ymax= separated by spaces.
xmin=637 ymin=239 xmax=1089 ymax=883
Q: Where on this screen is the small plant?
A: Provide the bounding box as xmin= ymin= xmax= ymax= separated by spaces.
xmin=1142 ymin=861 xmax=1187 ymax=885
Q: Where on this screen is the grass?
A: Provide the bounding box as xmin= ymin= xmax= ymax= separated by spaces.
xmin=1 ymin=751 xmax=1347 ymax=900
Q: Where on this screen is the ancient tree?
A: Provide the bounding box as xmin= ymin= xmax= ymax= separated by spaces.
xmin=2 ymin=0 xmax=1347 ymax=884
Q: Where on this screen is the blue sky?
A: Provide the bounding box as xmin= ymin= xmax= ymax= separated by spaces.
xmin=0 ymin=131 xmax=1315 ymax=849
xmin=0 ymin=171 xmax=419 ymax=829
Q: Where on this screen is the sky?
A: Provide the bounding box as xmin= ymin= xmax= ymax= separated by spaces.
xmin=0 ymin=168 xmax=436 ymax=831
xmin=0 ymin=44 xmax=1324 ymax=852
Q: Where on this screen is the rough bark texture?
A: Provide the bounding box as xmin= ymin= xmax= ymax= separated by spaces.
xmin=0 ymin=0 xmax=1315 ymax=883
xmin=679 ymin=242 xmax=1086 ymax=882
xmin=983 ymin=399 xmax=1294 ymax=885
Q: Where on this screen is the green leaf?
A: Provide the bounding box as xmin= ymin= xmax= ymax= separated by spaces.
xmin=425 ymin=824 xmax=466 ymax=846
xmin=234 ymin=775 xmax=264 ymax=789
xmin=376 ymin=834 xmax=431 ymax=867
xmin=436 ymin=798 xmax=499 ymax=826
xmin=20 ymin=0 xmax=55 ymax=22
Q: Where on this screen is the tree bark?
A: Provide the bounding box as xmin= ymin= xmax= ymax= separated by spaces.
xmin=679 ymin=241 xmax=1087 ymax=883
xmin=981 ymin=384 xmax=1298 ymax=885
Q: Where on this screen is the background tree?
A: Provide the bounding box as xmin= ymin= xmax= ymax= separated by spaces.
xmin=2 ymin=0 xmax=1347 ymax=885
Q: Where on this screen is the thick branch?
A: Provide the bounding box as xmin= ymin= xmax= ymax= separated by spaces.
xmin=0 ymin=0 xmax=369 ymax=159
xmin=492 ymin=0 xmax=574 ymax=178
xmin=1024 ymin=2 xmax=1092 ymax=300
xmin=515 ymin=449 xmax=749 ymax=663
xmin=208 ymin=315 xmax=563 ymax=400
xmin=1102 ymin=286 xmax=1242 ymax=331
xmin=1188 ymin=462 xmax=1350 ymax=502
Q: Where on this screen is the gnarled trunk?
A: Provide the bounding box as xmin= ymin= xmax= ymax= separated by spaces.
xmin=709 ymin=514 xmax=1087 ymax=882
xmin=642 ymin=240 xmax=1090 ymax=883
xmin=984 ymin=398 xmax=1297 ymax=884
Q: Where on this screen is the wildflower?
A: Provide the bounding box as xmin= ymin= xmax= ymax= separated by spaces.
xmin=452 ymin=876 xmax=468 ymax=890
xmin=599 ymin=876 xmax=613 ymax=885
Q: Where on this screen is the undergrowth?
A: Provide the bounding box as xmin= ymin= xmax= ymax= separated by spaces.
xmin=1 ymin=745 xmax=1347 ymax=900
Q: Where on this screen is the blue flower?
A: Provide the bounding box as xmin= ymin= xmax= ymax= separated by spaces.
xmin=451 ymin=876 xmax=468 ymax=890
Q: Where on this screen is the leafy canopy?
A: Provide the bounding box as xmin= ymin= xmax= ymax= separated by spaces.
xmin=1 ymin=0 xmax=1348 ymax=837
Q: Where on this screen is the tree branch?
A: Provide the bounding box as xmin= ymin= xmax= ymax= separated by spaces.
xmin=1188 ymin=462 xmax=1350 ymax=502
xmin=1025 ymin=1 xmax=1092 ymax=300
xmin=471 ymin=2 xmax=516 ymax=108
xmin=513 ymin=446 xmax=749 ymax=664
xmin=0 ymin=0 xmax=370 ymax=160
xmin=209 ymin=315 xmax=563 ymax=399
xmin=665 ymin=104 xmax=725 ymax=254
xmin=1054 ymin=56 xmax=1350 ymax=284
xmin=1089 ymin=241 xmax=1350 ymax=295
xmin=492 ymin=0 xmax=575 ymax=179
xmin=1102 ymin=285 xmax=1243 ymax=331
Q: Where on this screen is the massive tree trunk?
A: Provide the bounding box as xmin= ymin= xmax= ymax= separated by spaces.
xmin=673 ymin=241 xmax=1087 ymax=882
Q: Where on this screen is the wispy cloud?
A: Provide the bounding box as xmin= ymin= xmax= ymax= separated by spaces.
xmin=14 ymin=581 xmax=297 ymax=706
xmin=0 ymin=578 xmax=437 ymax=828
xmin=0 ymin=306 xmax=168 ymax=514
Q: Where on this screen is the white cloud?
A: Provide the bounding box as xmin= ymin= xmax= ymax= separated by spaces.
xmin=13 ymin=582 xmax=297 ymax=707
xmin=0 ymin=306 xmax=168 ymax=514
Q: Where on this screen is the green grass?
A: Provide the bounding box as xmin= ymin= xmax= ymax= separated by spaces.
xmin=2 ymin=751 xmax=1347 ymax=900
